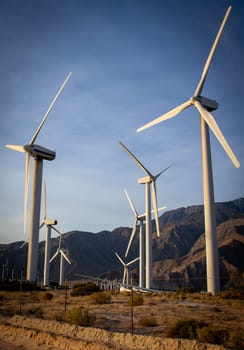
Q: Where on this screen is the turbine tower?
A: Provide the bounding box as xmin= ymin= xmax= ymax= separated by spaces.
xmin=124 ymin=189 xmax=146 ymax=289
xmin=39 ymin=182 xmax=62 ymax=287
xmin=137 ymin=6 xmax=240 ymax=295
xmin=49 ymin=233 xmax=71 ymax=287
xmin=1 ymin=258 xmax=8 ymax=280
xmin=124 ymin=189 xmax=166 ymax=289
xmin=119 ymin=141 xmax=171 ymax=289
xmin=6 ymin=72 xmax=71 ymax=282
xmin=115 ymin=252 xmax=139 ymax=289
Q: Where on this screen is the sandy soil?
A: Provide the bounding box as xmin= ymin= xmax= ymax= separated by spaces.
xmin=0 ymin=315 xmax=226 ymax=350
xmin=0 ymin=289 xmax=243 ymax=349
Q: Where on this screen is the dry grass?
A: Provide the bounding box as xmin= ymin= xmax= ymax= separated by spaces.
xmin=0 ymin=288 xmax=243 ymax=344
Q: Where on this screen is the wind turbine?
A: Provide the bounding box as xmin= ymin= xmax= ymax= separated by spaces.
xmin=119 ymin=141 xmax=171 ymax=289
xmin=1 ymin=258 xmax=8 ymax=280
xmin=124 ymin=189 xmax=166 ymax=289
xmin=6 ymin=72 xmax=72 ymax=282
xmin=115 ymin=252 xmax=139 ymax=289
xmin=49 ymin=232 xmax=71 ymax=287
xmin=39 ymin=181 xmax=62 ymax=287
xmin=137 ymin=6 xmax=240 ymax=295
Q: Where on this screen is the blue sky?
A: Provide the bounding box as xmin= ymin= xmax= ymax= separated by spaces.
xmin=0 ymin=0 xmax=243 ymax=243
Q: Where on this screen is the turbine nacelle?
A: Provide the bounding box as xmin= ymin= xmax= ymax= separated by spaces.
xmin=23 ymin=144 xmax=56 ymax=161
xmin=44 ymin=219 xmax=57 ymax=226
xmin=138 ymin=175 xmax=152 ymax=184
xmin=193 ymin=96 xmax=218 ymax=112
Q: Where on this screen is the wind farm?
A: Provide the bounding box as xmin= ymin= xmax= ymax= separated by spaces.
xmin=0 ymin=2 xmax=243 ymax=347
xmin=1 ymin=2 xmax=242 ymax=292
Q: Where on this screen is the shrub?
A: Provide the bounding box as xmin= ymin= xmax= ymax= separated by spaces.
xmin=20 ymin=304 xmax=44 ymax=318
xmin=217 ymin=290 xmax=244 ymax=300
xmin=197 ymin=326 xmax=229 ymax=345
xmin=54 ymin=312 xmax=64 ymax=322
xmin=166 ymin=318 xmax=207 ymax=340
xmin=71 ymin=282 xmax=100 ymax=296
xmin=227 ymin=330 xmax=244 ymax=349
xmin=0 ymin=293 xmax=4 ymax=302
xmin=40 ymin=292 xmax=53 ymax=301
xmin=178 ymin=286 xmax=197 ymax=294
xmin=212 ymin=306 xmax=221 ymax=313
xmin=34 ymin=307 xmax=44 ymax=319
xmin=128 ymin=293 xmax=143 ymax=306
xmin=175 ymin=287 xmax=198 ymax=299
xmin=66 ymin=306 xmax=96 ymax=326
xmin=89 ymin=292 xmax=111 ymax=304
xmin=138 ymin=316 xmax=158 ymax=327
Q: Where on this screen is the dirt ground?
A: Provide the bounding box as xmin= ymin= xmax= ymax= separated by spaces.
xmin=0 ymin=288 xmax=243 ymax=349
xmin=0 ymin=315 xmax=227 ymax=350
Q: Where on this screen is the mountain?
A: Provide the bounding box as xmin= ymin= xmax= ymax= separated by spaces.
xmin=0 ymin=198 xmax=244 ymax=291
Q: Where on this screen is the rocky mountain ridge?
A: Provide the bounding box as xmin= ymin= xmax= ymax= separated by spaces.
xmin=0 ymin=198 xmax=243 ymax=290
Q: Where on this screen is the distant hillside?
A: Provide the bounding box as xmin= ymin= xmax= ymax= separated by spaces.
xmin=153 ymin=218 xmax=244 ymax=290
xmin=0 ymin=198 xmax=244 ymax=291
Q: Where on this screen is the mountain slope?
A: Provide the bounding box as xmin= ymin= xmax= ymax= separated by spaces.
xmin=0 ymin=198 xmax=243 ymax=290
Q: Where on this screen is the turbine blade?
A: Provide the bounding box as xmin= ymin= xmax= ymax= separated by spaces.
xmin=193 ymin=100 xmax=240 ymax=168
xmin=137 ymin=100 xmax=192 ymax=132
xmin=5 ymin=145 xmax=25 ymax=152
xmin=39 ymin=221 xmax=45 ymax=229
xmin=140 ymin=205 xmax=166 ymax=218
xmin=124 ymin=189 xmax=138 ymax=217
xmin=194 ymin=6 xmax=232 ymax=96
xmin=115 ymin=252 xmax=125 ymax=266
xmin=155 ymin=163 xmax=174 ymax=180
xmin=20 ymin=239 xmax=28 ymax=248
xmin=119 ymin=141 xmax=153 ymax=177
xmin=52 ymin=226 xmax=62 ymax=235
xmin=151 ymin=181 xmax=160 ymax=238
xmin=29 ymin=72 xmax=72 ymax=145
xmin=60 ymin=250 xmax=71 ymax=264
xmin=157 ymin=206 xmax=167 ymax=213
xmin=125 ymin=221 xmax=138 ymax=257
xmin=24 ymin=153 xmax=31 ymax=234
xmin=49 ymin=250 xmax=59 ymax=263
xmin=127 ymin=256 xmax=140 ymax=266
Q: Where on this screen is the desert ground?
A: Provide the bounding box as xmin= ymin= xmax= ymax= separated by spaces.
xmin=0 ymin=286 xmax=243 ymax=349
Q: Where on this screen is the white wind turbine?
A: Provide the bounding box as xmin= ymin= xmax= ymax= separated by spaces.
xmin=115 ymin=252 xmax=139 ymax=289
xmin=137 ymin=7 xmax=240 ymax=295
xmin=6 ymin=72 xmax=71 ymax=282
xmin=124 ymin=189 xmax=166 ymax=289
xmin=119 ymin=141 xmax=172 ymax=289
xmin=49 ymin=232 xmax=71 ymax=287
xmin=39 ymin=181 xmax=62 ymax=287
xmin=1 ymin=258 xmax=8 ymax=280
